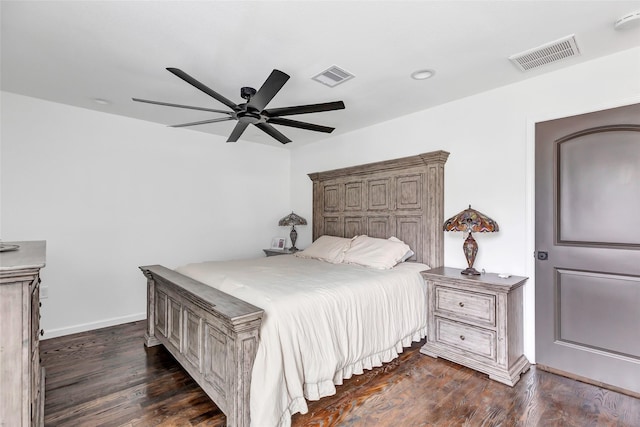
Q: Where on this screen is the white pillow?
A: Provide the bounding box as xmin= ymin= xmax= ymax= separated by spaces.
xmin=343 ymin=235 xmax=412 ymax=269
xmin=388 ymin=236 xmax=415 ymax=262
xmin=293 ymin=235 xmax=354 ymax=263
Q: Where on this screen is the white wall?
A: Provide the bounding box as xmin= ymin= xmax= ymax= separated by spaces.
xmin=289 ymin=47 xmax=640 ymax=361
xmin=1 ymin=92 xmax=291 ymax=338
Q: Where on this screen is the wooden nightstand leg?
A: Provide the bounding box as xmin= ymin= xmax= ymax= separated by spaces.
xmin=419 ymin=345 xmax=439 ymax=358
xmin=489 ymin=356 xmax=531 ymax=386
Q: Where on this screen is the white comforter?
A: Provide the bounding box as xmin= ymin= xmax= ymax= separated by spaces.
xmin=176 ymin=255 xmax=429 ymax=427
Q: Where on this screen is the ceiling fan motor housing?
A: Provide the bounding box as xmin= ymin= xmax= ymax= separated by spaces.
xmin=238 ymin=110 xmax=262 ymax=124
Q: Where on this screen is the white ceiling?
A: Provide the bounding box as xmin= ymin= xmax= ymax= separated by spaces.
xmin=2 ymin=1 xmax=639 ymax=148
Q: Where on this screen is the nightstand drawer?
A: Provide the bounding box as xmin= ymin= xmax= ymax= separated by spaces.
xmin=434 ymin=286 xmax=495 ymax=326
xmin=435 ymin=317 xmax=496 ymax=361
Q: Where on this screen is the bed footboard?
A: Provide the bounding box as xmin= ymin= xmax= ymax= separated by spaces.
xmin=140 ymin=265 xmax=264 ymax=427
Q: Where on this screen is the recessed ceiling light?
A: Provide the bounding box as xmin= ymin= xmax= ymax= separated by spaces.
xmin=93 ymin=98 xmax=111 ymax=105
xmin=614 ymin=10 xmax=640 ymax=30
xmin=411 ymin=69 xmax=435 ymax=80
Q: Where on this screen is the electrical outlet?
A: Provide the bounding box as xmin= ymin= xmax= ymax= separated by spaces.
xmin=40 ymin=286 xmax=49 ymax=299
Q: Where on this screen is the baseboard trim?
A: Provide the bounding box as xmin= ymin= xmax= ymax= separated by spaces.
xmin=537 ymin=363 xmax=640 ymax=399
xmin=41 ymin=312 xmax=146 ymax=340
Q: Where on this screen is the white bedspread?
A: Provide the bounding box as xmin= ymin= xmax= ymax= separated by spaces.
xmin=176 ymin=255 xmax=429 ymax=427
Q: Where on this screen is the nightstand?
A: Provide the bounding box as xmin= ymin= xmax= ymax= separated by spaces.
xmin=420 ymin=266 xmax=530 ymax=386
xmin=263 ymin=248 xmax=298 ymax=257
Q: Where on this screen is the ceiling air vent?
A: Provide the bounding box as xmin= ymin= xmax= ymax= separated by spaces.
xmin=509 ymin=34 xmax=580 ymax=72
xmin=312 ymin=65 xmax=355 ymax=87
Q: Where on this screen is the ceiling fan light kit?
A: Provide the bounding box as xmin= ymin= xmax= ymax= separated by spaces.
xmin=133 ymin=68 xmax=345 ymax=144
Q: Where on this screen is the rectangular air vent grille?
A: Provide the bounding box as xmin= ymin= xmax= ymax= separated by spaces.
xmin=312 ymin=65 xmax=355 ymax=87
xmin=509 ymin=34 xmax=580 ymax=72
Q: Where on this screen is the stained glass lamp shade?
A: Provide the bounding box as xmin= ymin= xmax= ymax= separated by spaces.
xmin=443 ymin=205 xmax=499 ymax=275
xmin=278 ymin=212 xmax=307 ymax=251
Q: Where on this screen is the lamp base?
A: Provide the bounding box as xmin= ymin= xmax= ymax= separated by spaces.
xmin=290 ymin=225 xmax=298 ymax=252
xmin=461 ymin=267 xmax=481 ymax=276
xmin=462 ymin=232 xmax=480 ymax=276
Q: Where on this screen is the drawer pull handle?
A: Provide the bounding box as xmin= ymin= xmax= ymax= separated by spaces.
xmin=459 ymin=302 xmax=465 ymax=307
xmin=40 ymin=329 xmax=44 ymax=336
xmin=460 ymin=335 xmax=465 ymax=341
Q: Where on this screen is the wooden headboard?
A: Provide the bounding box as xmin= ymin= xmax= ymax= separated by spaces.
xmin=307 ymin=150 xmax=449 ymax=268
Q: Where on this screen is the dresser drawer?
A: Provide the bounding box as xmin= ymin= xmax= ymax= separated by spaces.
xmin=434 ymin=286 xmax=495 ymax=326
xmin=435 ymin=317 xmax=496 ymax=361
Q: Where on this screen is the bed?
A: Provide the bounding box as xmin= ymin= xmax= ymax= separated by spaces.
xmin=140 ymin=150 xmax=449 ymax=426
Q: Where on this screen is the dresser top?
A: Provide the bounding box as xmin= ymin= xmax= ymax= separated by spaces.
xmin=0 ymin=240 xmax=46 ymax=272
xmin=421 ymin=266 xmax=527 ymax=290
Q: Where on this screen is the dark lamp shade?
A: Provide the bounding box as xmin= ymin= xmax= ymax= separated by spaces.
xmin=443 ymin=205 xmax=499 ymax=233
xmin=278 ymin=212 xmax=307 ymax=226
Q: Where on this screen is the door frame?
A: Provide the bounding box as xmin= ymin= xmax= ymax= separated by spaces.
xmin=524 ymin=94 xmax=640 ymax=363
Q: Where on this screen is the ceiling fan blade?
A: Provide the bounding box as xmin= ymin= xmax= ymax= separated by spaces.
xmin=132 ymin=98 xmax=233 ymax=115
xmin=227 ymin=121 xmax=250 ymax=142
xmin=167 ymin=68 xmax=239 ymax=111
xmin=264 ymin=101 xmax=345 ymax=117
xmin=255 ymin=122 xmax=292 ymax=144
xmin=169 ymin=117 xmax=235 ymax=128
xmin=267 ymin=117 xmax=335 ymax=133
xmin=247 ymin=69 xmax=290 ymax=111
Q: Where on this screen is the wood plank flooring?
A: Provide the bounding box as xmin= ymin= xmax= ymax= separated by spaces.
xmin=40 ymin=321 xmax=640 ymax=426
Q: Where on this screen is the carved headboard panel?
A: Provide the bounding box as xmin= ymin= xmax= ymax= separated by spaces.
xmin=307 ymin=150 xmax=449 ymax=268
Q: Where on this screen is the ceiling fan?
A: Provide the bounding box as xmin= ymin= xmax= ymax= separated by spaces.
xmin=133 ymin=68 xmax=345 ymax=144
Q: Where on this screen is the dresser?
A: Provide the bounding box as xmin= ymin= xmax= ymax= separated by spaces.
xmin=420 ymin=266 xmax=530 ymax=386
xmin=0 ymin=241 xmax=46 ymax=426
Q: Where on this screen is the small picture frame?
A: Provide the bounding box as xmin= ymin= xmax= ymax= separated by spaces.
xmin=270 ymin=237 xmax=286 ymax=250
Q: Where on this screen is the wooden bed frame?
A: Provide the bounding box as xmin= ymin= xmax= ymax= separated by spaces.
xmin=140 ymin=150 xmax=448 ymax=426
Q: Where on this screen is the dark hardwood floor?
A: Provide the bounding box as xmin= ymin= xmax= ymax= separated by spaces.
xmin=41 ymin=321 xmax=640 ymax=426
